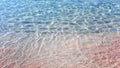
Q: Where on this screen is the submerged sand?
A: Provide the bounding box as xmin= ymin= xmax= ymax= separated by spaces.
xmin=0 ymin=32 xmax=120 ymax=68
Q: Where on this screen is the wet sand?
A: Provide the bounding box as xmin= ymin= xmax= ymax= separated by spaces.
xmin=0 ymin=32 xmax=120 ymax=68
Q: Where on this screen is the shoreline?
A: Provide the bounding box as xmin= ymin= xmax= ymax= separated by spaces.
xmin=0 ymin=32 xmax=120 ymax=68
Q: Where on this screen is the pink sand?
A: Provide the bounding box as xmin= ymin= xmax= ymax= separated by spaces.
xmin=0 ymin=32 xmax=120 ymax=68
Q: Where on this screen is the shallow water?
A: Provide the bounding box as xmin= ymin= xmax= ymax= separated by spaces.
xmin=0 ymin=0 xmax=120 ymax=34
xmin=0 ymin=0 xmax=120 ymax=68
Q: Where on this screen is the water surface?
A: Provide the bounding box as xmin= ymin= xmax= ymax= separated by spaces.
xmin=0 ymin=0 xmax=120 ymax=34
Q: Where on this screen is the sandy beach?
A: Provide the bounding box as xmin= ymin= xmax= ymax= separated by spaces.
xmin=0 ymin=32 xmax=120 ymax=68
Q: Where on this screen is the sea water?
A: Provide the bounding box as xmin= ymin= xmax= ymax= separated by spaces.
xmin=0 ymin=0 xmax=120 ymax=34
xmin=0 ymin=0 xmax=120 ymax=68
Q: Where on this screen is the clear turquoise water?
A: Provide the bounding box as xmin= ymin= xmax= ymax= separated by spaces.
xmin=0 ymin=0 xmax=120 ymax=34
